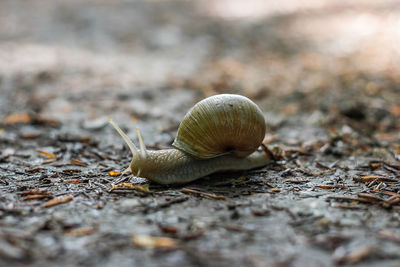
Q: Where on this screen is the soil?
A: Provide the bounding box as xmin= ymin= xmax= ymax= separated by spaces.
xmin=0 ymin=1 xmax=399 ymax=266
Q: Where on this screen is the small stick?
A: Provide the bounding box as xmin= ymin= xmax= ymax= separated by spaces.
xmin=43 ymin=195 xmax=74 ymax=208
xmin=261 ymin=144 xmax=276 ymax=161
xmin=180 ymin=188 xmax=226 ymax=201
xmin=111 ymin=175 xmax=130 ymax=186
xmin=374 ymin=189 xmax=400 ymax=197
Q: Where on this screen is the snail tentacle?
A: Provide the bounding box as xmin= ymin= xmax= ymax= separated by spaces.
xmin=135 ymin=128 xmax=148 ymax=160
xmin=108 ymin=119 xmax=138 ymax=156
xmin=109 ymin=119 xmax=140 ymax=175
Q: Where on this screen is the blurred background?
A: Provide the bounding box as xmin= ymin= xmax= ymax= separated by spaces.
xmin=1 ymin=0 xmax=399 ymax=134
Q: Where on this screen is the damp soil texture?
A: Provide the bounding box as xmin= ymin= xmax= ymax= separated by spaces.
xmin=1 ymin=1 xmax=400 ymax=266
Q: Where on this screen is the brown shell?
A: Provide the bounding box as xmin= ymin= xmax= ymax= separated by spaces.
xmin=172 ymin=94 xmax=266 ymax=159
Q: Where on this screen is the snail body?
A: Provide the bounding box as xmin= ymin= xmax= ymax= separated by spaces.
xmin=110 ymin=94 xmax=270 ymax=184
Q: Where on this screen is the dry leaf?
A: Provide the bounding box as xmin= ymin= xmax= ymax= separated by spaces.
xmin=110 ymin=183 xmax=150 ymax=193
xmin=70 ymin=158 xmax=88 ymax=166
xmin=21 ymin=189 xmax=51 ymax=196
xmin=357 ymin=193 xmax=383 ymax=202
xmin=390 ymin=105 xmax=400 ymax=116
xmin=37 ymin=149 xmax=57 ymax=159
xmin=43 ymin=195 xmax=74 ymax=208
xmin=374 ymin=189 xmax=400 ymax=197
xmin=334 ymin=246 xmax=373 ymax=264
xmin=108 ymin=171 xmax=121 ymax=176
xmin=353 ymin=176 xmax=396 ymax=183
xmin=315 ymin=185 xmax=334 ymax=189
xmin=377 ymin=230 xmax=400 ymax=243
xmin=65 ymin=227 xmax=95 ymax=236
xmin=131 ymin=235 xmax=178 ymax=249
xmin=180 ymin=188 xmax=226 ymax=200
xmin=311 ymin=170 xmax=333 ymax=175
xmin=3 ymin=113 xmax=31 ymax=124
xmin=157 ymin=223 xmax=179 ymax=234
xmin=24 ymin=195 xmax=51 ymax=201
xmin=360 ymin=175 xmax=385 ymax=179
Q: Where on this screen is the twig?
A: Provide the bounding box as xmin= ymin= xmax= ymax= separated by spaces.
xmin=180 ymin=188 xmax=226 ymax=201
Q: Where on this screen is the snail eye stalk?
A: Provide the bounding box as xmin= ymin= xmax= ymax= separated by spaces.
xmin=109 ymin=119 xmax=138 ymax=156
xmin=135 ymin=128 xmax=148 ymax=160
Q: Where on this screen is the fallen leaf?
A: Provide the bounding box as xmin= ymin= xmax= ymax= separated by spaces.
xmin=251 ymin=209 xmax=270 ymax=216
xmin=181 ymin=230 xmax=205 ymax=241
xmin=20 ymin=131 xmax=41 ymax=139
xmin=360 ymin=175 xmax=384 ymax=178
xmin=311 ymin=170 xmax=333 ymax=175
xmin=315 ymin=184 xmax=346 ymax=189
xmin=353 ymin=176 xmax=396 ymax=183
xmin=110 ymin=183 xmax=150 ymax=193
xmin=3 ymin=113 xmax=31 ymax=124
xmin=377 ymin=230 xmax=400 ymax=243
xmin=43 ymin=195 xmax=74 ymax=208
xmin=357 ymin=193 xmax=383 ymax=202
xmin=131 ymin=235 xmax=178 ymax=249
xmin=23 ymin=195 xmax=51 ymax=201
xmin=374 ymin=189 xmax=400 ymax=197
xmin=37 ymin=150 xmax=57 ymax=159
xmin=334 ymin=246 xmax=373 ymax=264
xmin=315 ymin=185 xmax=334 ymax=189
xmin=157 ymin=223 xmax=179 ymax=234
xmin=108 ymin=171 xmax=121 ymax=176
xmin=26 ymin=167 xmax=43 ymax=173
xmin=391 ymin=105 xmax=400 ymax=116
xmin=21 ymin=189 xmax=51 ymax=196
xmin=65 ymin=227 xmax=95 ymax=236
xmin=70 ymin=158 xmax=88 ymax=166
xmin=369 ymin=162 xmax=382 ymax=168
xmin=180 ymin=188 xmax=226 ymax=200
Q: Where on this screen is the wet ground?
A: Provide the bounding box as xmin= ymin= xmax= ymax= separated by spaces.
xmin=0 ymin=0 xmax=400 ymax=266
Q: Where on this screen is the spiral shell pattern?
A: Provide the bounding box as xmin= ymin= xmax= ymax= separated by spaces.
xmin=172 ymin=94 xmax=266 ymax=159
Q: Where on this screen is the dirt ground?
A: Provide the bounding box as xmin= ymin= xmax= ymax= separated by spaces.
xmin=1 ymin=1 xmax=400 ymax=266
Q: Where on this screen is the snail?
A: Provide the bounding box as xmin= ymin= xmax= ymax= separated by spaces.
xmin=109 ymin=94 xmax=271 ymax=184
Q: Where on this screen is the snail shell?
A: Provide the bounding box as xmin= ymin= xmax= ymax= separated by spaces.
xmin=172 ymin=94 xmax=266 ymax=159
